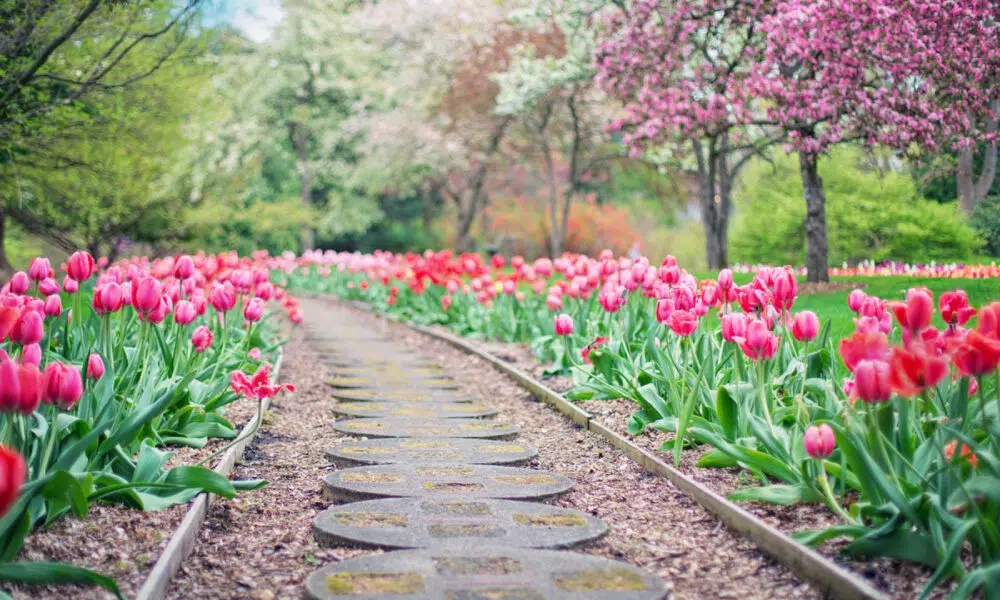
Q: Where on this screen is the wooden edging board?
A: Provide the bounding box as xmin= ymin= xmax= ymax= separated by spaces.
xmin=335 ymin=299 xmax=887 ymax=600
xmin=134 ymin=347 xmax=285 ymax=600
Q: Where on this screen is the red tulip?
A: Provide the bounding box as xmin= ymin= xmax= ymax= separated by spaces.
xmin=8 ymin=272 xmax=28 ymax=295
xmin=9 ymin=310 xmax=43 ymax=346
xmin=803 ymin=424 xmax=835 ymax=459
xmin=87 ymin=353 xmax=105 ymax=380
xmin=230 ymin=364 xmax=295 ymax=400
xmin=554 ymin=314 xmax=574 ymax=336
xmin=0 ymin=306 xmax=19 ymax=342
xmin=888 ymin=346 xmax=948 ymax=397
xmin=735 ymin=319 xmax=779 ymax=361
xmin=93 ymin=282 xmax=125 ymax=315
xmin=191 ymin=326 xmax=213 ymax=352
xmin=42 ymin=362 xmax=83 ymax=409
xmin=838 ymin=331 xmax=890 ymax=372
xmin=491 ymin=254 xmax=506 ymax=269
xmin=16 ymin=363 xmax=43 ymax=414
xmin=0 ymin=446 xmax=26 ymax=518
xmin=131 ymin=276 xmax=162 ymax=314
xmin=854 ymin=360 xmax=892 ymax=403
xmin=951 ymin=331 xmax=1000 ymax=377
xmin=28 ymin=257 xmax=51 ymax=281
xmin=939 ymin=290 xmax=976 ymax=327
xmin=66 ymin=251 xmax=95 ymax=282
xmin=667 ymin=309 xmax=698 ymax=336
xmin=889 ymin=288 xmax=933 ymax=332
xmin=173 ymin=300 xmax=197 ymax=326
xmin=0 ymin=359 xmax=20 ymax=411
xmin=977 ymin=302 xmax=1000 ymax=339
xmin=791 ymin=311 xmax=820 ymax=342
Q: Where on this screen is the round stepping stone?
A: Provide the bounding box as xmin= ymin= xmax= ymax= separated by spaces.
xmin=329 ymin=366 xmax=447 ymax=377
xmin=323 ymin=464 xmax=573 ymax=502
xmin=313 ymin=498 xmax=607 ymax=550
xmin=333 ymin=418 xmax=519 ymax=440
xmin=304 ymin=547 xmax=668 ymax=600
xmin=332 ymin=388 xmax=475 ymax=403
xmin=332 ymin=402 xmax=497 ymax=420
xmin=326 ymin=438 xmax=538 ymax=467
xmin=327 ymin=376 xmax=459 ymax=390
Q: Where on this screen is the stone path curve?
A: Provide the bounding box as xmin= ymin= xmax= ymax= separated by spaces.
xmin=303 ymin=318 xmax=668 ymax=600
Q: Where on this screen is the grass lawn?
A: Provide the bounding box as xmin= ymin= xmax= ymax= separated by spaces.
xmin=710 ymin=272 xmax=1000 ymax=341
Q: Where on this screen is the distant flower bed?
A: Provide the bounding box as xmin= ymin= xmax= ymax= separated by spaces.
xmin=730 ymin=260 xmax=1000 ymax=279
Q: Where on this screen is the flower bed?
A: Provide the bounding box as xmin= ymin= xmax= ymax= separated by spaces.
xmin=0 ymin=251 xmax=298 ymax=596
xmin=283 ymin=249 xmax=1000 ymax=599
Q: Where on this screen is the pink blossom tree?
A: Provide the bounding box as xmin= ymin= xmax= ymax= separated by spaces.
xmin=594 ymin=0 xmax=779 ymax=270
xmin=750 ymin=0 xmax=999 ymax=281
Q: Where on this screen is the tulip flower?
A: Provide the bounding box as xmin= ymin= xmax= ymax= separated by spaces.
xmin=174 ymin=300 xmax=197 ymax=326
xmin=62 ymin=275 xmax=78 ymax=294
xmin=191 ymin=326 xmax=213 ymax=352
xmin=0 ymin=446 xmax=26 ymax=518
xmin=210 ymin=282 xmax=237 ymax=312
xmin=888 ymin=345 xmax=948 ymax=396
xmin=87 ymin=353 xmax=105 ymax=380
xmin=174 ymin=255 xmax=195 ymax=280
xmin=655 ymin=298 xmax=675 ymax=324
xmin=42 ymin=362 xmax=83 ymax=409
xmin=554 ymin=314 xmax=574 ymax=336
xmin=28 ymin=257 xmax=51 ymax=281
xmin=21 ymin=343 xmax=41 ymax=366
xmin=9 ymin=310 xmax=43 ymax=346
xmin=847 ymin=289 xmax=867 ymax=313
xmin=132 ymin=276 xmax=162 ymax=314
xmin=717 ymin=268 xmax=733 ymax=291
xmin=546 ymin=295 xmax=562 ymax=311
xmin=93 ymin=282 xmax=125 ymax=315
xmin=977 ymin=302 xmax=1000 ymax=339
xmin=248 ymin=348 xmax=262 ymax=361
xmin=854 ymin=359 xmax=892 ymax=403
xmin=772 ymin=269 xmax=797 ymax=311
xmin=889 ymin=288 xmax=933 ymax=333
xmin=66 ymin=251 xmax=95 ymax=282
xmin=0 ymin=359 xmax=20 ymax=411
xmin=441 ymin=295 xmax=452 ymax=311
xmin=667 ymin=309 xmax=698 ymax=337
xmin=43 ymin=295 xmax=62 ymax=317
xmin=838 ymin=331 xmax=890 ymax=372
xmin=939 ymin=290 xmax=976 ymax=327
xmin=950 ymin=331 xmax=1000 ymax=377
xmin=803 ymin=424 xmax=835 ymax=459
xmin=8 ymin=272 xmax=28 ymax=295
xmin=791 ymin=311 xmax=820 ymax=342
xmin=38 ymin=277 xmax=60 ymax=296
xmin=720 ymin=312 xmax=747 ymax=342
xmin=944 ymin=440 xmax=979 ymax=469
xmin=16 ymin=363 xmax=43 ymax=414
xmin=734 ymin=319 xmax=779 ymax=361
xmin=243 ymin=298 xmax=264 ymax=322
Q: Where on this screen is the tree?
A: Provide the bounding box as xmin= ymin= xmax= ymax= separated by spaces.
xmin=594 ymin=0 xmax=777 ymax=269
xmin=750 ymin=0 xmax=999 ymax=280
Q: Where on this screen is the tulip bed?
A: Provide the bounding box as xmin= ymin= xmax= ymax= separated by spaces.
xmin=0 ymin=251 xmax=299 ymax=596
xmin=283 ymin=249 xmax=1000 ymax=599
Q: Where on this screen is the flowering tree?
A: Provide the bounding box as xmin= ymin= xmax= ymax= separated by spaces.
xmin=751 ymin=0 xmax=1000 ymax=281
xmin=595 ymin=0 xmax=778 ymax=270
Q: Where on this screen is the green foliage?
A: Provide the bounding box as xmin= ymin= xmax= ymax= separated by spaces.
xmin=732 ymin=149 xmax=984 ymax=265
xmin=971 ymin=195 xmax=1000 ymax=258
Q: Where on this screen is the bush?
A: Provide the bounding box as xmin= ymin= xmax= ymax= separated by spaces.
xmin=732 ymin=149 xmax=984 ymax=265
xmin=971 ymin=195 xmax=1000 ymax=258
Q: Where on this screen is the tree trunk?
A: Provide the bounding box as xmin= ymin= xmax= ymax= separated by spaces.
xmin=957 ymin=101 xmax=999 ymax=215
xmin=799 ymin=151 xmax=829 ymax=283
xmin=693 ymin=138 xmax=730 ymax=270
xmin=420 ymin=181 xmax=433 ymax=236
xmin=289 ymin=121 xmax=314 ymax=251
xmin=0 ymin=203 xmax=11 ymax=272
xmin=452 ymin=117 xmax=511 ymax=254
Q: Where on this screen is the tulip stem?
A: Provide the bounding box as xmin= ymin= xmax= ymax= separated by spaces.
xmin=37 ymin=409 xmax=59 ymax=478
xmin=196 ymin=397 xmax=264 ymax=468
xmin=757 ymin=360 xmax=776 ymax=437
xmin=815 ymin=462 xmax=856 ymax=524
xmin=211 ymin=311 xmax=229 ymax=381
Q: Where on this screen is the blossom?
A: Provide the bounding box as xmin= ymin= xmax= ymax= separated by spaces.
xmin=230 ymin=365 xmax=295 ymax=400
xmin=66 ymin=251 xmax=95 ymax=282
xmin=721 ymin=312 xmax=747 ymax=342
xmin=803 ymin=424 xmax=835 ymax=459
xmin=838 ymin=332 xmax=890 ymax=372
xmin=554 ymin=314 xmax=574 ymax=336
xmin=0 ymin=446 xmax=26 ymax=518
xmin=87 ymin=354 xmax=105 ymax=380
xmin=887 ymin=345 xmax=948 ymax=397
xmin=667 ymin=309 xmax=698 ymax=336
xmin=191 ymin=326 xmax=213 ymax=353
xmin=790 ymin=311 xmax=819 ymax=342
xmin=734 ymin=319 xmax=779 ymax=361
xmin=580 ymin=337 xmax=609 ymax=364
xmin=944 ymin=440 xmax=978 ymax=469
xmin=939 ymin=290 xmax=976 ymax=327
xmin=889 ymin=289 xmax=933 ymax=333
xmin=854 ymin=360 xmax=892 ymax=403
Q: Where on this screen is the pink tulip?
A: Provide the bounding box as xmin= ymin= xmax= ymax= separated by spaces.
xmin=173 ymin=300 xmax=197 ymax=326
xmin=248 ymin=348 xmax=262 ymax=361
xmin=243 ymin=298 xmax=264 ymax=322
xmin=93 ymin=282 xmax=124 ymax=315
xmin=655 ymin=298 xmax=675 ymax=324
xmin=667 ymin=309 xmax=698 ymax=336
xmin=66 ymin=251 xmax=95 ymax=282
xmin=854 ymin=360 xmax=891 ymax=403
xmin=209 ymin=282 xmax=237 ymax=312
xmin=131 ymin=276 xmax=162 ymax=314
xmin=554 ymin=314 xmax=574 ymax=336
xmin=791 ymin=311 xmax=820 ymax=342
xmin=9 ymin=310 xmax=43 ymax=346
xmin=735 ymin=319 xmax=779 ymax=361
xmin=847 ymin=289 xmax=867 ymax=312
xmin=721 ymin=312 xmax=747 ymax=342
xmin=546 ymin=295 xmax=562 ymax=311
xmin=62 ymin=276 xmax=79 ymax=294
xmin=174 ymin=255 xmax=195 ymax=280
xmin=8 ymin=272 xmax=28 ymax=295
xmin=0 ymin=359 xmax=19 ymax=412
xmin=718 ymin=268 xmax=733 ymax=291
xmin=191 ymin=326 xmax=213 ymax=352
xmin=38 ymin=278 xmax=60 ymax=296
xmin=441 ymin=295 xmax=452 ymax=311
xmin=87 ymin=354 xmax=105 ymax=380
xmin=16 ymin=363 xmax=43 ymax=414
xmin=28 ymin=257 xmax=51 ymax=281
xmin=43 ymin=295 xmax=62 ymax=317
xmin=42 ymin=362 xmax=82 ymax=409
xmin=21 ymin=344 xmax=41 ymax=366
xmin=803 ymin=424 xmax=835 ymax=459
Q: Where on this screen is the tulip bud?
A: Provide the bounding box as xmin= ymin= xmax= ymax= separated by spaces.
xmin=28 ymin=257 xmax=51 ymax=281
xmin=718 ymin=268 xmax=734 ymax=291
xmin=93 ymin=282 xmax=124 ymax=315
xmin=803 ymin=424 xmax=836 ymax=459
xmin=38 ymin=278 xmax=60 ymax=296
xmin=554 ymin=313 xmax=574 ymax=336
xmin=243 ymin=298 xmax=264 ymax=322
xmin=8 ymin=272 xmax=28 ymax=295
xmin=42 ymin=362 xmax=83 ymax=409
xmin=62 ymin=275 xmax=79 ymax=294
xmin=791 ymin=311 xmax=820 ymax=342
xmin=9 ymin=310 xmax=43 ymax=346
xmin=87 ymin=353 xmax=105 ymax=380
xmin=21 ymin=343 xmax=41 ymax=366
xmin=847 ymin=289 xmax=867 ymax=312
xmin=209 ymin=282 xmax=237 ymax=312
xmin=43 ymin=295 xmax=62 ymax=318
xmin=66 ymin=251 xmax=95 ymax=282
xmin=655 ymin=298 xmax=675 ymax=324
xmin=854 ymin=360 xmax=892 ymax=403
xmin=721 ymin=312 xmax=747 ymax=342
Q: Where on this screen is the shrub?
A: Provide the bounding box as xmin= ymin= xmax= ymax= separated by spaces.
xmin=732 ymin=149 xmax=984 ymax=265
xmin=971 ymin=195 xmax=1000 ymax=258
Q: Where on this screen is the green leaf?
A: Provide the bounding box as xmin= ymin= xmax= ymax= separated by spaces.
xmin=163 ymin=467 xmax=236 ymax=499
xmin=792 ymin=524 xmax=869 ymax=547
xmin=715 ymin=384 xmax=744 ymax=441
xmin=0 ymin=562 xmax=124 ymax=599
xmin=695 ymin=449 xmax=738 ymax=469
xmin=847 ymin=529 xmax=941 ymax=568
xmin=728 ymin=484 xmax=809 ymax=505
xmin=232 ymin=479 xmax=268 ymax=491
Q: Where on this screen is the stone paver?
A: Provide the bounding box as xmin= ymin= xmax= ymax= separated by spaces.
xmin=332 ymin=401 xmax=497 ymax=419
xmin=325 ymin=438 xmax=538 ymax=467
xmin=304 ymin=548 xmax=669 ymax=600
xmin=323 ymin=464 xmax=573 ymax=502
xmin=313 ymin=498 xmax=607 ymax=550
xmin=331 ymin=388 xmax=475 ymax=403
xmin=332 ymin=418 xmax=520 ymax=440
xmin=328 ymin=375 xmax=460 ymax=390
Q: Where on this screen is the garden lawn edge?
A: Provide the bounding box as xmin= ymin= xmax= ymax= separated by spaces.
xmin=341 ymin=299 xmax=887 ymax=600
xmin=134 ymin=347 xmax=285 ymax=600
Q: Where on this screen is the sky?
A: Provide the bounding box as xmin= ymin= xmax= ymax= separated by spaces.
xmin=204 ymin=0 xmax=286 ymax=43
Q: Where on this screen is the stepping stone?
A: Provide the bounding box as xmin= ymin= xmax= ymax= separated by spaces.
xmin=322 ymin=358 xmax=445 ymax=371
xmin=323 ymin=464 xmax=573 ymax=502
xmin=303 ymin=547 xmax=669 ymax=599
xmin=332 ymin=388 xmax=475 ymax=403
xmin=327 ymin=376 xmax=459 ymax=390
xmin=326 ymin=438 xmax=538 ymax=467
xmin=332 ymin=402 xmax=497 ymax=420
xmin=329 ymin=366 xmax=448 ymax=377
xmin=333 ymin=418 xmax=519 ymax=440
xmin=313 ymin=498 xmax=607 ymax=550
